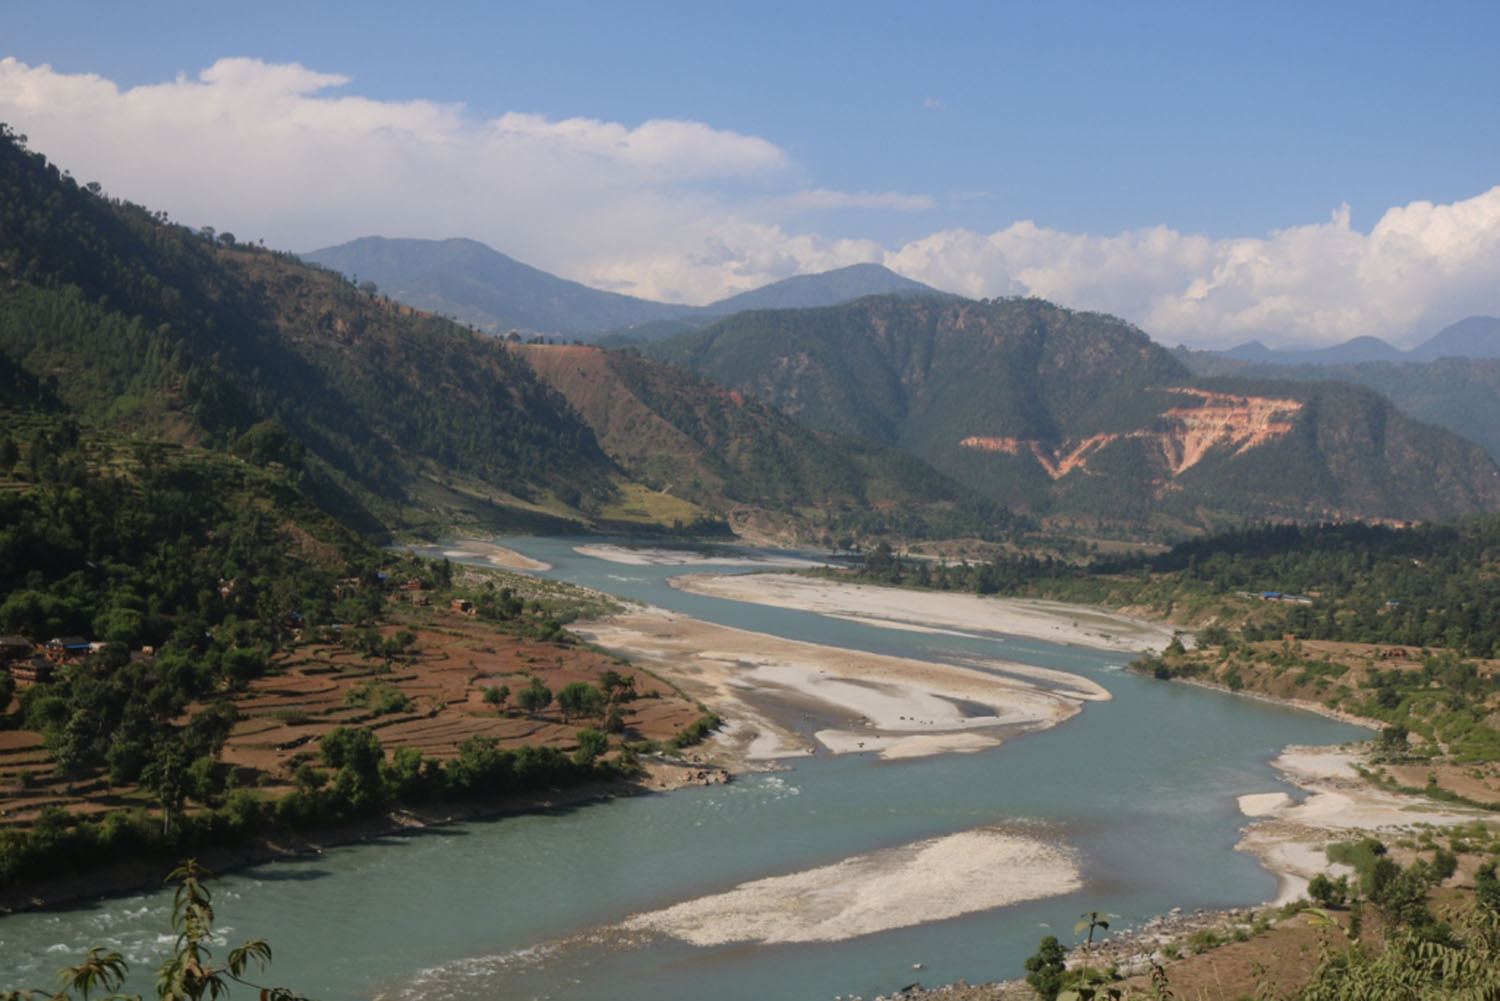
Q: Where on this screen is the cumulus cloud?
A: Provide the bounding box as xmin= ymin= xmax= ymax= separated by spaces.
xmin=885 ymin=191 xmax=1500 ymax=347
xmin=1 ymin=57 xmax=1497 ymax=344
xmin=0 ymin=56 xmax=810 ymax=302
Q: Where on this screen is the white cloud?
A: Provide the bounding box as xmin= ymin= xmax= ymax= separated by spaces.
xmin=884 ymin=193 xmax=1500 ymax=347
xmin=0 ymin=56 xmax=804 ymax=301
xmin=1 ymin=57 xmax=1498 ymax=344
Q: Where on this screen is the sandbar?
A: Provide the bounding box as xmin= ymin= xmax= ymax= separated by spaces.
xmin=670 ymin=572 xmax=1177 ymax=653
xmin=439 ymin=539 xmax=551 ymax=571
xmin=571 ymin=605 xmax=1108 ymax=765
xmin=573 ymin=543 xmax=829 ymax=568
xmin=618 ymin=826 xmax=1080 ymax=945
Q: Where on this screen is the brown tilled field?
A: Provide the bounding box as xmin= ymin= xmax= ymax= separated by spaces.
xmin=0 ymin=605 xmax=704 ymax=827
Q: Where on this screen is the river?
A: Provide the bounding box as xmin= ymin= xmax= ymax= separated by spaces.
xmin=0 ymin=538 xmax=1367 ymax=1001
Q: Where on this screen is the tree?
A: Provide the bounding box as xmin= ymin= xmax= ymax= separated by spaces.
xmin=319 ymin=726 xmax=386 ymax=815
xmin=1377 ymin=724 xmax=1409 ymax=756
xmin=1477 ymin=861 xmax=1500 ymax=915
xmin=516 ymin=677 xmax=552 ymax=717
xmin=1307 ymin=872 xmax=1348 ymax=908
xmin=598 ymin=670 xmax=636 ymax=708
xmin=141 ymin=742 xmax=189 ymax=837
xmin=573 ymin=728 xmax=607 ymax=767
xmin=1024 ymin=934 xmax=1067 ymax=1001
xmin=557 ymin=682 xmax=604 ymax=722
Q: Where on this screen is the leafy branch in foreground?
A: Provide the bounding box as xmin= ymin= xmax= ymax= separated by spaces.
xmin=2 ymin=861 xmax=313 ymax=1001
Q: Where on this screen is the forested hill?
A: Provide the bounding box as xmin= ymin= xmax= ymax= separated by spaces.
xmin=645 ymin=296 xmax=1500 ymax=536
xmin=513 ymin=343 xmax=1021 ymax=542
xmin=0 ymin=124 xmax=620 ymax=534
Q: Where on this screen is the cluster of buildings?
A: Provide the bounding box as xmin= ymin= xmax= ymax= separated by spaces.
xmin=0 ymin=634 xmax=99 ymax=685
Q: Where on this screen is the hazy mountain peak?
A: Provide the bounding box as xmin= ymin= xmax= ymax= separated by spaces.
xmin=1410 ymin=316 xmax=1500 ymax=361
xmin=303 ymin=236 xmax=941 ymax=341
xmin=705 ymin=262 xmax=941 ymax=313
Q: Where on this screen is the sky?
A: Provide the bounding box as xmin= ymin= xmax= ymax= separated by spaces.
xmin=3 ymin=0 xmax=1499 ymax=348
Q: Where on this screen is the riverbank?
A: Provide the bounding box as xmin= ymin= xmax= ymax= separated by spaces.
xmin=579 ymin=574 xmax=1486 ymax=999
xmin=0 ymin=756 xmax=721 ymax=916
xmin=854 ymin=736 xmax=1484 ymax=1001
xmin=573 ymin=542 xmax=830 ymax=569
xmin=668 ymin=572 xmax=1179 ymax=654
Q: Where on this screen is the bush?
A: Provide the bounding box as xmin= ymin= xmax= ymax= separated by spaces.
xmin=573 ymin=728 xmax=608 ymax=767
xmin=1308 ymin=872 xmax=1349 ymax=907
xmin=670 ymin=712 xmax=722 ymax=750
xmin=558 ymin=682 xmax=604 ymax=722
xmin=1023 ymin=934 xmax=1067 ymax=1001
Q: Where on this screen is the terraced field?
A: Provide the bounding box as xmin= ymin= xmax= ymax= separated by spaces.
xmin=0 ymin=604 xmax=705 ymax=828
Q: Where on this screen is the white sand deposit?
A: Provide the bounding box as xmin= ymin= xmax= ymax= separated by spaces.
xmin=670 ymin=573 xmax=1177 ymax=653
xmin=440 ymin=539 xmax=552 ymax=571
xmin=619 ymin=827 xmax=1080 ymax=945
xmin=573 ymin=544 xmax=830 ymax=568
xmin=571 ymin=605 xmax=1107 ymax=765
xmin=1236 ymin=745 xmax=1478 ymax=904
xmin=1237 ymin=792 xmax=1292 ymax=816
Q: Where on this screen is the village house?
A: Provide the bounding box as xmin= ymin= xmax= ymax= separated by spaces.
xmin=44 ymin=636 xmax=91 ymax=664
xmin=9 ymin=656 xmax=54 ymax=684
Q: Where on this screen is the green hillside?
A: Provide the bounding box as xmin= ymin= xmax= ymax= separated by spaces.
xmin=648 ymin=296 xmax=1500 ymax=535
xmin=0 ymin=124 xmax=623 ymax=535
xmin=515 ymin=344 xmax=1021 ymax=542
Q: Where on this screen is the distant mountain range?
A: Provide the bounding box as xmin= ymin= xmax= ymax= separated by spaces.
xmin=1204 ymin=316 xmax=1500 ymax=366
xmin=302 ymin=236 xmax=941 ymax=341
xmin=645 ymin=296 xmax=1500 ymax=536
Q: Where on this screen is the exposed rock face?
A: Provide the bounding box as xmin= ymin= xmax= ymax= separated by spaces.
xmin=960 ymin=389 xmax=1304 ymax=480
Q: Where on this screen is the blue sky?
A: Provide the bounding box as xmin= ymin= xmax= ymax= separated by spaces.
xmin=4 ymin=1 xmax=1500 ymax=346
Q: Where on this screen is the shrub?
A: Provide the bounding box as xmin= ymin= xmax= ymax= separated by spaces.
xmin=1308 ymin=872 xmax=1349 ymax=907
xmin=573 ymin=728 xmax=608 ymax=767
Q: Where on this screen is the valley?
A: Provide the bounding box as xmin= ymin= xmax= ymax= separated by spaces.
xmin=0 ymin=539 xmax=1377 ymax=1001
xmin=3 ymin=113 xmax=1500 ymax=1001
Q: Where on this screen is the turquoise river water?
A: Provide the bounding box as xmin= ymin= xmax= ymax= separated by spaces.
xmin=0 ymin=538 xmax=1368 ymax=1001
